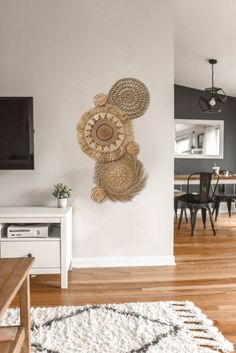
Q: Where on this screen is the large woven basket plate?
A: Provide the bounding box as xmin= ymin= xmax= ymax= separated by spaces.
xmin=94 ymin=155 xmax=147 ymax=201
xmin=77 ymin=105 xmax=134 ymax=162
xmin=108 ymin=77 xmax=150 ymax=119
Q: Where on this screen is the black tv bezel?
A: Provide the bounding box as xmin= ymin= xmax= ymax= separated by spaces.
xmin=0 ymin=97 xmax=34 ymax=170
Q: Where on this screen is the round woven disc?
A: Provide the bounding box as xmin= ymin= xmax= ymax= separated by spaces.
xmin=90 ymin=186 xmax=107 ymax=203
xmin=93 ymin=93 xmax=108 ymax=107
xmin=94 ymin=155 xmax=147 ymax=201
xmin=77 ymin=105 xmax=134 ymax=162
xmin=108 ymin=78 xmax=150 ymax=119
xmin=126 ymin=142 xmax=140 ymax=156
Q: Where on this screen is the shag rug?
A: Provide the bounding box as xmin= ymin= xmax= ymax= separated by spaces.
xmin=0 ymin=301 xmax=234 ymax=353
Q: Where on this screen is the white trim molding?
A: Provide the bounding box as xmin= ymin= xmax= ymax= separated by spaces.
xmin=72 ymin=256 xmax=175 ymax=269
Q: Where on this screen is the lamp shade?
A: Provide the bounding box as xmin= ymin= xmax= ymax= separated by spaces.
xmin=199 ymin=59 xmax=227 ymax=113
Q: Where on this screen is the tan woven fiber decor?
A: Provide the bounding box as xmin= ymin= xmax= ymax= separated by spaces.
xmin=77 ymin=105 xmax=134 ymax=162
xmin=126 ymin=142 xmax=140 ymax=156
xmin=93 ymin=93 xmax=108 ymax=107
xmin=90 ymin=186 xmax=107 ymax=203
xmin=94 ymin=155 xmax=147 ymax=201
xmin=108 ymin=77 xmax=150 ymax=119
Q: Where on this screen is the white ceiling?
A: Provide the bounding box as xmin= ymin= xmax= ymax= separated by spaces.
xmin=175 ymin=0 xmax=236 ymax=97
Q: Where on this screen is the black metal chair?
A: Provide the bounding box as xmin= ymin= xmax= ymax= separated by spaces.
xmin=178 ymin=172 xmax=219 ymax=236
xmin=212 ymin=170 xmax=236 ymax=221
xmin=174 ymin=170 xmax=187 ymax=222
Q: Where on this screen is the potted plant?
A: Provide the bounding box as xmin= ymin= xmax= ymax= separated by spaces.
xmin=52 ymin=182 xmax=72 ymax=208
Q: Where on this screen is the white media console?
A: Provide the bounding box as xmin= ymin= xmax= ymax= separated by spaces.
xmin=0 ymin=207 xmax=72 ymax=288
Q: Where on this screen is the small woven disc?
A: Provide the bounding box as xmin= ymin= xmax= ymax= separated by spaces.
xmin=126 ymin=142 xmax=140 ymax=156
xmin=90 ymin=186 xmax=107 ymax=203
xmin=93 ymin=93 xmax=108 ymax=107
xmin=108 ymin=77 xmax=150 ymax=119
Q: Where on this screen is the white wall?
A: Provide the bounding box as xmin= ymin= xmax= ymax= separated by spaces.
xmin=0 ymin=0 xmax=174 ymax=267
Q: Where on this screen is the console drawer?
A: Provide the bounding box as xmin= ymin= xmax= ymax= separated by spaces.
xmin=1 ymin=240 xmax=60 ymax=268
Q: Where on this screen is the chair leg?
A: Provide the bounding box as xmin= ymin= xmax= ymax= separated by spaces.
xmin=226 ymin=199 xmax=232 ymax=217
xmin=190 ymin=207 xmax=198 ymax=237
xmin=206 ymin=205 xmax=216 ymax=235
xmin=214 ymin=200 xmax=220 ymax=221
xmin=201 ymin=208 xmax=206 ymax=229
xmin=184 ymin=208 xmax=188 ymax=223
xmin=212 ymin=199 xmax=217 ymax=216
xmin=174 ymin=198 xmax=178 ymax=218
xmin=178 ymin=206 xmax=184 ymax=229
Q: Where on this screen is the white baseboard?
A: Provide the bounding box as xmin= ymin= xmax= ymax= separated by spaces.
xmin=72 ymin=256 xmax=175 ymax=269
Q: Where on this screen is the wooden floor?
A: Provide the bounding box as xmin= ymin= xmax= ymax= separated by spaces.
xmin=14 ymin=213 xmax=236 ymax=347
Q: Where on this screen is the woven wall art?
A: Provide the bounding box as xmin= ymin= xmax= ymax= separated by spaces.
xmin=108 ymin=77 xmax=150 ymax=119
xmin=77 ymin=105 xmax=133 ymax=163
xmin=94 ymin=155 xmax=147 ymax=202
xmin=77 ymin=78 xmax=150 ymax=203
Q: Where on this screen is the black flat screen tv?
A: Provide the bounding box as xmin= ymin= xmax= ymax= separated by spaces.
xmin=0 ymin=97 xmax=34 ymax=169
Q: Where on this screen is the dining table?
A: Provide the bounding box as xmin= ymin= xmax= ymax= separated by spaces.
xmin=174 ymin=174 xmax=236 ymax=186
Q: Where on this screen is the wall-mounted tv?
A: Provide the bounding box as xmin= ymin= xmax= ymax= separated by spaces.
xmin=0 ymin=97 xmax=34 ymax=169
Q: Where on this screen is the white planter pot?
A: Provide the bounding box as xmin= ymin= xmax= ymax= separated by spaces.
xmin=57 ymin=198 xmax=68 ymax=208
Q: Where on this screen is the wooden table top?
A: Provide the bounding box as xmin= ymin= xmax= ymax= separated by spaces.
xmin=0 ymin=258 xmax=35 ymax=318
xmin=174 ymin=174 xmax=236 ymax=181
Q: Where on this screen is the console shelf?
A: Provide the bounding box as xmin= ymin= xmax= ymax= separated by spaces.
xmin=0 ymin=207 xmax=72 ymax=288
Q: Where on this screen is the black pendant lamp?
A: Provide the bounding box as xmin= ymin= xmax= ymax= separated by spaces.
xmin=199 ymin=59 xmax=227 ymax=113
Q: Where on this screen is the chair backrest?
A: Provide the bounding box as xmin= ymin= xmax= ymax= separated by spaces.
xmin=187 ymin=172 xmax=219 ymax=202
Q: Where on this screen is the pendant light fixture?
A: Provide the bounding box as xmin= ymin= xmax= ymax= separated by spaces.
xmin=199 ymin=59 xmax=227 ymax=113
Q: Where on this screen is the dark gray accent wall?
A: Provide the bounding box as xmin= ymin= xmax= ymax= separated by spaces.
xmin=174 ymin=84 xmax=236 ymax=174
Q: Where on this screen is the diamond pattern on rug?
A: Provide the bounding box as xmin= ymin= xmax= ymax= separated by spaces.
xmin=0 ymin=301 xmax=234 ymax=353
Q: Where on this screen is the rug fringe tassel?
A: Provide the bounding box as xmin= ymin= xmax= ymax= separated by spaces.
xmin=170 ymin=301 xmax=234 ymax=353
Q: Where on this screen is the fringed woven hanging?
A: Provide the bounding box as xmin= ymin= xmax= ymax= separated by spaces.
xmin=94 ymin=155 xmax=147 ymax=202
xmin=76 ymin=78 xmax=150 ymax=203
xmin=77 ymin=105 xmax=133 ymax=163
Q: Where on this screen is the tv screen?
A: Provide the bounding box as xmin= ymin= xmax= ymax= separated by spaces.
xmin=0 ymin=97 xmax=34 ymax=169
